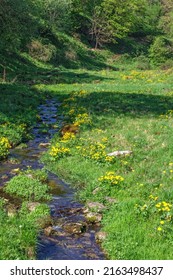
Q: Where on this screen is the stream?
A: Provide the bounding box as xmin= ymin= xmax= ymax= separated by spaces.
xmin=0 ymin=99 xmax=105 ymax=260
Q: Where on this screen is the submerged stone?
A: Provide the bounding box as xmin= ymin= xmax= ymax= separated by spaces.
xmin=63 ymin=222 xmax=87 ymax=234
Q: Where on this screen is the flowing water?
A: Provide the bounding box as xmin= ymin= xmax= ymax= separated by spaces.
xmin=0 ymin=100 xmax=105 ymax=260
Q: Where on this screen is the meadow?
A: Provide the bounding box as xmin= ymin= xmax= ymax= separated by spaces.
xmin=39 ymin=65 xmax=173 ymax=259
xmin=1 ymin=53 xmax=173 ymax=259
xmin=1 ymin=0 xmax=173 ymax=261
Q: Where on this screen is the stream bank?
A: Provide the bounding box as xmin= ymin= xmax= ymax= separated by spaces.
xmin=0 ymin=99 xmax=106 ymax=260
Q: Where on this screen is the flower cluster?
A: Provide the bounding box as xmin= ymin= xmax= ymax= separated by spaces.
xmin=61 ymin=91 xmax=91 ymax=127
xmin=98 ymin=171 xmax=124 ymax=186
xmin=73 ymin=113 xmax=91 ymax=126
xmin=61 ymin=131 xmax=76 ymax=142
xmin=78 ymin=141 xmax=115 ymax=164
xmin=0 ymin=137 xmax=11 ymax=159
xmin=49 ymin=144 xmax=70 ymax=160
xmin=135 ymin=195 xmax=173 ymax=234
xmin=149 ymin=194 xmax=158 ymax=201
xmin=155 ymin=201 xmax=172 ymax=213
xmin=121 ymin=70 xmax=160 ymax=83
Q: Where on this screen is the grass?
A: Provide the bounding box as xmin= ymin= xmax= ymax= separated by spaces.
xmin=39 ymin=66 xmax=173 ymax=260
xmin=0 ymin=197 xmax=50 ymax=260
xmin=0 ymin=82 xmax=47 ymax=158
xmin=1 ymin=46 xmax=173 ymax=259
xmin=5 ymin=174 xmax=51 ymax=202
xmin=0 ymin=166 xmax=51 ymax=260
xmin=0 ymin=55 xmax=52 ymax=258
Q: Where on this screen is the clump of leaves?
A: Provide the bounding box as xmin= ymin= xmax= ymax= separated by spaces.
xmin=5 ymin=175 xmax=51 ymax=201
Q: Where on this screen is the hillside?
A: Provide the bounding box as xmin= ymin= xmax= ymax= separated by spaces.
xmin=1 ymin=0 xmax=173 ymax=261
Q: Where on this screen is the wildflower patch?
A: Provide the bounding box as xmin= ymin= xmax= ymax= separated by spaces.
xmin=0 ymin=137 xmax=11 ymax=159
xmin=49 ymin=144 xmax=71 ymax=160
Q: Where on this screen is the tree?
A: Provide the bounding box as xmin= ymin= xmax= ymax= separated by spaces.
xmin=159 ymin=0 xmax=173 ymax=38
xmin=89 ymin=5 xmax=112 ymax=48
xmin=42 ymin=0 xmax=72 ymax=32
xmin=0 ymin=0 xmax=41 ymax=52
xmin=89 ymin=0 xmax=148 ymax=48
xmin=130 ymin=0 xmax=161 ymax=37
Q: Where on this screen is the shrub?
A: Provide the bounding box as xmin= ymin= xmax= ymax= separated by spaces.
xmin=133 ymin=55 xmax=151 ymax=70
xmin=149 ymin=36 xmax=173 ymax=66
xmin=28 ymin=39 xmax=56 ymax=62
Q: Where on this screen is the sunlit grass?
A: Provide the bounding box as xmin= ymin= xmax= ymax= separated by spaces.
xmin=1 ymin=51 xmax=173 ymax=259
xmin=41 ymin=67 xmax=173 ymax=259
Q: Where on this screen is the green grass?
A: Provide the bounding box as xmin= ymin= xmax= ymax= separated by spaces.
xmin=0 ymin=82 xmax=47 ymax=159
xmin=0 ymin=195 xmax=50 ymax=260
xmin=5 ymin=174 xmax=51 ymax=201
xmin=1 ymin=47 xmax=173 ymax=259
xmin=0 ymin=167 xmax=51 ymax=259
xmin=39 ymin=66 xmax=173 ymax=260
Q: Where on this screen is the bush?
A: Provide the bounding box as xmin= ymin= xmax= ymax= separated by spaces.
xmin=133 ymin=55 xmax=151 ymax=70
xmin=28 ymin=39 xmax=56 ymax=62
xmin=149 ymin=36 xmax=173 ymax=66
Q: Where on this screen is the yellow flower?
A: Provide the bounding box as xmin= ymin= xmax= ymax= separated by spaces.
xmin=157 ymin=227 xmax=162 ymax=231
xmin=105 ymin=156 xmax=114 ymax=162
xmin=61 ymin=132 xmax=76 ymax=141
xmin=98 ymin=172 xmax=124 ymax=185
xmin=102 ymin=137 xmax=108 ymax=143
xmin=156 ymin=203 xmax=161 ymax=208
xmin=79 ymin=90 xmax=87 ymax=95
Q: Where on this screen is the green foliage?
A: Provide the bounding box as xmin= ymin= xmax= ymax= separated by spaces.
xmin=19 ymin=202 xmax=50 ymax=223
xmin=0 ymin=0 xmax=41 ymax=52
xmin=0 ymin=137 xmax=11 ymax=159
xmin=131 ymin=0 xmax=161 ymax=36
xmin=42 ymin=0 xmax=72 ymax=32
xmin=159 ymin=0 xmax=173 ymax=38
xmin=5 ymin=175 xmax=51 ymax=201
xmin=28 ymin=39 xmax=56 ymax=62
xmin=149 ymin=36 xmax=173 ymax=65
xmin=0 ymin=124 xmax=27 ymax=147
xmin=23 ymin=168 xmax=48 ymax=183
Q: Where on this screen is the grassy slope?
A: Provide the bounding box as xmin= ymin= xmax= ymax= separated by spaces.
xmin=39 ymin=67 xmax=173 ymax=260
xmin=1 ymin=31 xmax=173 ymax=259
xmin=0 ymin=34 xmax=111 ymax=259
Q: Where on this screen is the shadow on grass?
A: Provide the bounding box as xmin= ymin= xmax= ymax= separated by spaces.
xmin=0 ymin=83 xmax=45 ymax=124
xmin=79 ymin=91 xmax=173 ymax=118
xmin=52 ymin=70 xmax=115 ymax=84
xmin=47 ymin=89 xmax=173 ymax=119
xmin=0 ymin=51 xmax=116 ymax=85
